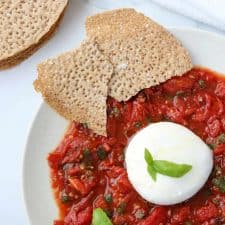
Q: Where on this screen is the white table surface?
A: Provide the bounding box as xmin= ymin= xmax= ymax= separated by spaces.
xmin=0 ymin=0 xmax=224 ymax=224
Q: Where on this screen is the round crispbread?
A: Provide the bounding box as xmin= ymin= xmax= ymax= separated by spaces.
xmin=86 ymin=9 xmax=193 ymax=101
xmin=34 ymin=39 xmax=113 ymax=136
xmin=0 ymin=0 xmax=68 ymax=69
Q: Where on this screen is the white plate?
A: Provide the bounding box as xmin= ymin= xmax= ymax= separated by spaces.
xmin=23 ymin=28 xmax=225 ymax=225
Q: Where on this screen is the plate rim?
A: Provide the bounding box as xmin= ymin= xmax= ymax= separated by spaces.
xmin=22 ymin=101 xmax=43 ymax=225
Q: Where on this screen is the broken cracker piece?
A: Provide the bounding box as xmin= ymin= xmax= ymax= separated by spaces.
xmin=86 ymin=9 xmax=193 ymax=101
xmin=34 ymin=39 xmax=113 ymax=136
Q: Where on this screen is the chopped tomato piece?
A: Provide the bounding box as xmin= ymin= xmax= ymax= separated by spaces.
xmin=171 ymin=206 xmax=190 ymax=223
xmin=138 ymin=207 xmax=167 ymax=225
xmin=214 ymin=144 xmax=225 ymax=155
xmin=54 ymin=221 xmax=64 ymax=225
xmin=207 ymin=117 xmax=221 ymax=137
xmin=69 ymin=178 xmax=87 ymax=195
xmin=215 ymin=81 xmax=225 ymax=98
xmin=196 ymin=202 xmax=218 ymax=222
xmin=93 ymin=194 xmax=108 ymax=209
xmin=163 ymin=76 xmax=195 ymax=94
xmin=76 ymin=206 xmax=92 ymax=225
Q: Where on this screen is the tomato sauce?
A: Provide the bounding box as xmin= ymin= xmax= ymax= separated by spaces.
xmin=48 ymin=68 xmax=225 ymax=225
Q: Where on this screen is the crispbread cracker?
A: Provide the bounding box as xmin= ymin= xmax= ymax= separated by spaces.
xmin=0 ymin=0 xmax=68 ymax=69
xmin=34 ymin=40 xmax=113 ymax=136
xmin=86 ymin=9 xmax=193 ymax=101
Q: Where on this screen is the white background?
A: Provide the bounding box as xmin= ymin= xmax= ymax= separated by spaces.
xmin=0 ymin=0 xmax=224 ymax=224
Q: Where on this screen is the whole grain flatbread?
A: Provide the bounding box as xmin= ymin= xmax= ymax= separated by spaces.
xmin=86 ymin=9 xmax=193 ymax=101
xmin=0 ymin=0 xmax=68 ymax=69
xmin=34 ymin=39 xmax=113 ymax=136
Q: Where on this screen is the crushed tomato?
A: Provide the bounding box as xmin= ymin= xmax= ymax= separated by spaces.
xmin=48 ymin=68 xmax=225 ymax=225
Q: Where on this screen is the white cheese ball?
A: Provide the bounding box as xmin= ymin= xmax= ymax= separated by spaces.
xmin=125 ymin=122 xmax=213 ymax=205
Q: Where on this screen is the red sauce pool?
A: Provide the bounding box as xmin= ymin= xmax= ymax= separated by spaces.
xmin=48 ymin=68 xmax=225 ymax=225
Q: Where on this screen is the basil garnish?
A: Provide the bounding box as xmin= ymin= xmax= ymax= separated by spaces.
xmin=147 ymin=164 xmax=157 ymax=181
xmin=144 ymin=148 xmax=192 ymax=181
xmin=145 ymin=148 xmax=157 ymax=181
xmin=153 ymin=160 xmax=192 ymax=178
xmin=92 ymin=208 xmax=113 ymax=225
xmin=144 ymin=148 xmax=153 ymax=165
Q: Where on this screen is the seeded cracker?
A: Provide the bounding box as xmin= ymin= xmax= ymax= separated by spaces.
xmin=34 ymin=40 xmax=113 ymax=136
xmin=0 ymin=0 xmax=68 ymax=69
xmin=86 ymin=9 xmax=193 ymax=101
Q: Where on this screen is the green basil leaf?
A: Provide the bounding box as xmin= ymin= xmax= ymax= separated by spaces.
xmin=144 ymin=148 xmax=153 ymax=165
xmin=97 ymin=148 xmax=107 ymax=160
xmin=212 ymin=177 xmax=225 ymax=193
xmin=147 ymin=164 xmax=157 ymax=181
xmin=92 ymin=208 xmax=113 ymax=225
xmin=104 ymin=193 xmax=113 ymax=203
xmin=216 ymin=133 xmax=225 ymax=145
xmin=198 ymin=79 xmax=206 ymax=88
xmin=117 ymin=202 xmax=126 ymax=215
xmin=135 ymin=121 xmax=142 ymax=128
xmin=153 ymin=160 xmax=192 ymax=178
xmin=60 ymin=194 xmax=71 ymax=203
